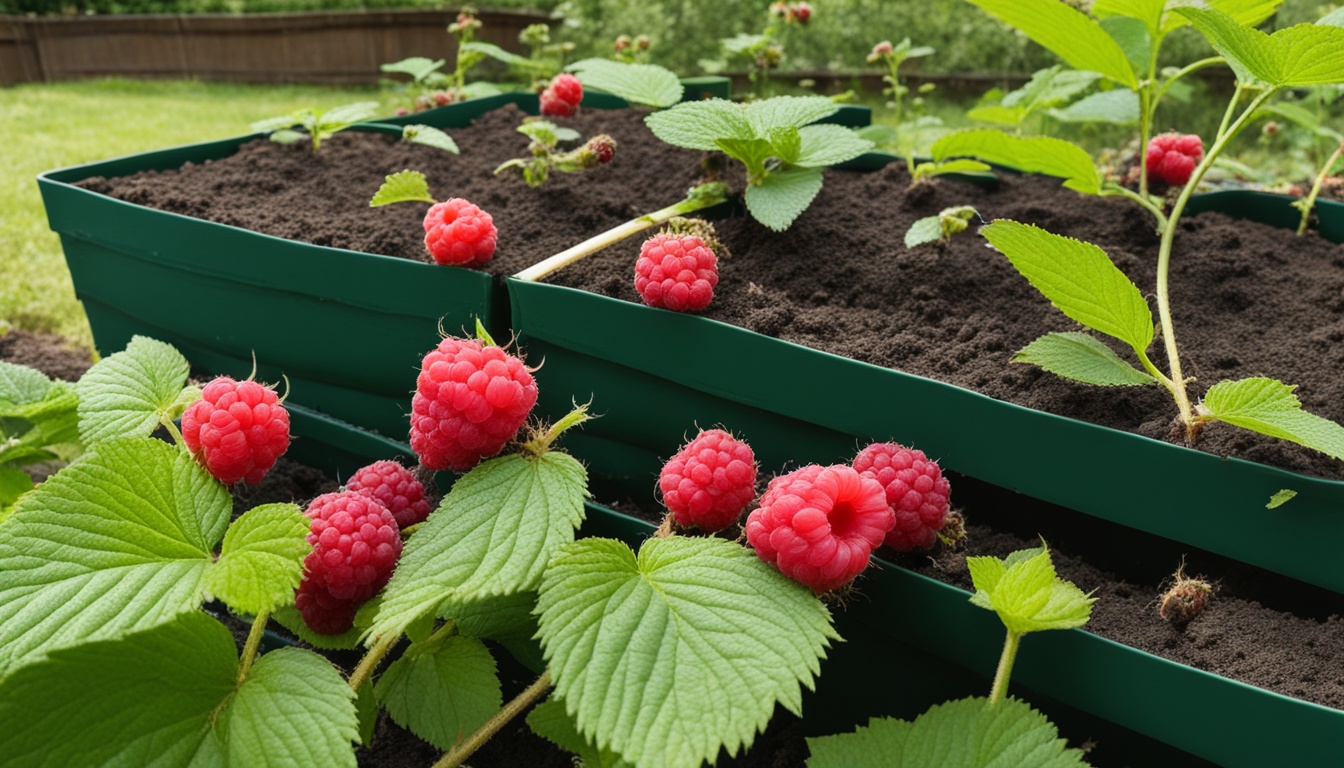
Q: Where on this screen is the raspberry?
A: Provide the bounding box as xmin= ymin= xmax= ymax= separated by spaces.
xmin=409 ymin=337 xmax=538 ymax=472
xmin=294 ymin=578 xmax=360 ymax=635
xmin=539 ymin=88 xmax=575 ymax=118
xmin=588 ymin=134 xmax=616 ymax=165
xmin=745 ymin=464 xmax=893 ymax=593
xmin=345 ymin=460 xmax=433 ymax=528
xmin=181 ymin=376 xmax=290 ymax=486
xmin=550 ymin=73 xmax=583 ymax=108
xmin=423 ymin=198 xmax=497 ymax=266
xmin=303 ymin=491 xmax=402 ymax=603
xmin=1145 ymin=132 xmax=1203 ymax=186
xmin=853 ymin=442 xmax=950 ymax=552
xmin=634 ymin=233 xmax=719 ymax=312
xmin=659 ymin=429 xmax=757 ymax=532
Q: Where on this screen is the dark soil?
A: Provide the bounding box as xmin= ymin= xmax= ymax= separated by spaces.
xmin=0 ymin=328 xmax=93 ymax=381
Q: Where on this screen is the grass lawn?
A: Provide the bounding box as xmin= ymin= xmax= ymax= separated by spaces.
xmin=1 ymin=78 xmax=397 ymax=351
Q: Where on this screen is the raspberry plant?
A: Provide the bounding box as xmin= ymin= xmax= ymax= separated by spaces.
xmin=706 ymin=1 xmax=813 ymax=100
xmin=494 ymin=119 xmax=618 ymax=187
xmin=250 ymin=101 xmax=380 ymax=152
xmin=0 ymin=360 xmax=80 ymax=515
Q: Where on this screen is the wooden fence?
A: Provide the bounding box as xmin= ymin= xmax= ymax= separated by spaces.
xmin=0 ymin=8 xmax=551 ymax=86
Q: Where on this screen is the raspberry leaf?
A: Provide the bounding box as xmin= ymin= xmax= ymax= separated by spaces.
xmin=0 ymin=361 xmax=80 ymax=467
xmin=0 ymin=468 xmax=33 ymax=512
xmin=0 ymin=438 xmax=230 ymax=673
xmin=805 ymin=697 xmax=1088 ymax=767
xmin=904 ymin=216 xmax=945 ymax=249
xmin=743 ymin=95 xmax=841 ymax=133
xmin=355 ymin=679 xmax=378 ymax=746
xmin=931 ymin=130 xmax=1101 ymax=194
xmin=1178 ymin=7 xmax=1344 ymax=86
xmin=981 ymin=221 xmax=1154 ymax=353
xmin=744 ymin=168 xmax=824 ymax=232
xmin=536 ymin=536 xmax=837 ymax=768
xmin=207 ymin=502 xmax=310 ymax=616
xmin=527 ymin=698 xmax=633 ymax=768
xmin=221 ymin=646 xmax=359 ymax=766
xmin=1093 ymin=0 xmax=1283 ymax=38
xmin=375 ymin=634 xmax=501 ymax=751
xmin=567 ymin=58 xmax=683 ymax=107
xmin=380 ymin=56 xmax=447 ymax=82
xmin=367 ymin=452 xmax=587 ymax=640
xmin=645 ymin=99 xmax=755 ymax=150
xmin=1048 ymin=88 xmax=1140 ymax=125
xmin=440 ymin=590 xmax=540 ymax=640
xmin=1267 ymin=489 xmax=1298 ymax=509
xmin=965 ymin=0 xmax=1139 ymax=87
xmin=1202 ymin=378 xmax=1344 ymax=460
xmin=716 ymin=137 xmax=776 ymax=177
xmin=794 ymin=124 xmax=874 ymax=168
xmin=369 ymin=170 xmax=436 ymax=207
xmin=402 ymin=125 xmax=460 ymax=154
xmin=968 ymin=547 xmax=1094 ymax=636
xmin=76 ymin=335 xmax=191 ymax=445
xmin=1013 ymin=332 xmax=1155 ymax=387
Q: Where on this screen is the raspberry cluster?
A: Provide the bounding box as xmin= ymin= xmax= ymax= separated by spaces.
xmin=853 ymin=442 xmax=950 ymax=552
xmin=659 ymin=429 xmax=757 ymax=532
xmin=540 ymin=73 xmax=584 ymax=117
xmin=409 ymin=336 xmax=538 ymax=472
xmin=296 ymin=491 xmax=403 ymax=634
xmin=181 ymin=376 xmax=290 ymax=486
xmin=423 ymin=198 xmax=497 ymax=266
xmin=1145 ymin=132 xmax=1203 ymax=187
xmin=634 ymin=233 xmax=719 ymax=312
xmin=345 ymin=459 xmax=433 ymax=528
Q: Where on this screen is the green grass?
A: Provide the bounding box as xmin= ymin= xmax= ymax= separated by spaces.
xmin=1 ymin=78 xmax=397 ymax=350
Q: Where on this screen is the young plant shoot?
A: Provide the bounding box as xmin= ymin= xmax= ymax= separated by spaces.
xmin=250 ymin=101 xmax=380 ymax=152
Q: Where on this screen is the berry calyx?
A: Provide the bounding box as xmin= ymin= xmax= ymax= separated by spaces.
xmin=634 ymin=233 xmax=719 ymax=312
xmin=745 ymin=464 xmax=894 ymax=593
xmin=345 ymin=460 xmax=433 ymax=528
xmin=302 ymin=491 xmax=403 ymax=603
xmin=853 ymin=442 xmax=950 ymax=552
xmin=1145 ymin=132 xmax=1203 ymax=187
xmin=423 ymin=198 xmax=497 ymax=266
xmin=659 ymin=429 xmax=757 ymax=532
xmin=409 ymin=336 xmax=538 ymax=472
xmin=181 ymin=376 xmax=290 ymax=486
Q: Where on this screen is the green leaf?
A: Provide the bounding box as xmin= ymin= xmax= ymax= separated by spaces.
xmin=967 ymin=547 xmax=1094 ymax=635
xmin=1013 ymin=332 xmax=1154 ymax=386
xmin=645 ymin=99 xmax=754 ymax=150
xmin=794 ymin=124 xmax=875 ymax=168
xmin=0 ymin=439 xmax=230 ymax=673
xmin=981 ymin=221 xmax=1154 ymax=352
xmin=380 ymin=56 xmax=446 ymax=82
xmin=355 ymin=679 xmax=377 ymax=746
xmin=1202 ymin=378 xmax=1344 ymax=460
xmin=743 ymin=95 xmax=841 ymax=133
xmin=805 ymin=697 xmax=1088 ymax=768
xmin=374 ymin=634 xmax=502 ymax=751
xmin=744 ymin=168 xmax=824 ymax=232
xmin=1267 ymin=489 xmax=1298 ymax=509
xmin=250 ymin=113 xmax=302 ymax=133
xmin=1258 ymin=102 xmax=1344 ymax=142
xmin=965 ymin=0 xmax=1138 ymax=87
xmin=1002 ymin=67 xmax=1102 ymax=113
xmin=440 ymin=590 xmax=540 ymax=640
xmin=905 ymin=216 xmax=945 ymax=249
xmin=273 ymin=603 xmax=365 ymax=651
xmin=269 ymin=129 xmax=306 ymax=145
xmin=1101 ymin=15 xmax=1154 ymax=73
xmin=0 ymin=466 xmax=33 ymax=509
xmin=0 ymin=359 xmax=56 ymax=410
xmin=402 ymin=125 xmax=460 ymax=154
xmin=1048 ymin=89 xmax=1140 ymax=124
xmin=207 ymin=503 xmax=310 ymax=616
xmin=528 ymin=698 xmax=633 ymax=768
xmin=1322 ymin=6 xmax=1344 ymax=27
xmin=460 ymin=40 xmax=547 ymax=71
xmin=369 ymin=169 xmax=437 ymax=207
xmin=1177 ymin=8 xmax=1344 ymax=86
xmin=1092 ymin=0 xmax=1166 ymax=37
xmin=536 ymin=537 xmax=837 ymax=768
xmin=568 ymin=58 xmax=683 ymax=107
xmin=367 ymin=452 xmax=588 ymax=640
xmin=931 ymin=130 xmax=1102 ymax=194
xmin=968 ymin=104 xmax=1028 ymax=126
xmin=716 ymin=137 xmax=776 ymax=173
xmin=318 ymin=101 xmax=379 ymax=129
xmin=75 ymin=335 xmax=191 ymax=445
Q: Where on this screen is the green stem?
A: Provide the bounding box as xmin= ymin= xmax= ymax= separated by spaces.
xmin=1155 ymin=87 xmax=1276 ymax=441
xmin=1296 ymin=141 xmax=1344 ymax=236
xmin=1138 ymin=84 xmax=1153 ymax=199
xmin=1099 ymin=182 xmax=1167 ymax=231
xmin=514 ymin=183 xmax=728 ymax=282
xmin=236 ymin=610 xmax=271 ymax=686
xmin=161 ymin=415 xmax=187 ymax=451
xmin=419 ymin=620 xmax=459 ymax=648
xmin=1214 ymin=85 xmax=1245 ymax=143
xmin=348 ymin=632 xmax=399 ymax=693
xmin=434 ymin=670 xmax=553 ymax=768
xmin=1155 ymin=56 xmax=1224 ymax=104
xmin=988 ymin=630 xmax=1021 ymax=706
xmin=523 ymin=404 xmax=593 ymax=456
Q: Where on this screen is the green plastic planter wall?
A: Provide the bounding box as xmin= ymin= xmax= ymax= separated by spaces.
xmin=507 ymin=189 xmax=1344 ymax=596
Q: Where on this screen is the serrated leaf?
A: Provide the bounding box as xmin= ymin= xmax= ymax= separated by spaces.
xmin=380 ymin=56 xmax=446 ymax=82
xmin=981 ymin=221 xmax=1154 ymax=351
xmin=932 ymin=130 xmax=1102 ymax=194
xmin=1013 ymin=332 xmax=1154 ymax=386
xmin=769 ymin=126 xmax=802 ymax=164
xmin=1093 ymin=0 xmax=1167 ymax=38
xmin=207 ymin=503 xmax=310 ymax=616
xmin=966 ymin=0 xmax=1138 ymax=87
xmin=717 ymin=137 xmax=776 ymax=172
xmin=968 ymin=547 xmax=1094 ymax=635
xmin=374 ymin=634 xmax=501 ymax=751
xmin=968 ymin=105 xmax=1029 ymax=126
xmin=805 ymin=697 xmax=1088 ymax=768
xmin=528 ymin=698 xmax=633 ymax=768
xmin=273 ymin=603 xmax=365 ymax=650
xmin=568 ymin=58 xmax=683 ymax=107
xmin=440 ymin=590 xmax=539 ymax=640
xmin=794 ymin=124 xmax=875 ymax=168
xmin=1267 ymin=489 xmax=1298 ymax=509
xmin=370 ymin=170 xmax=436 ymax=207
xmin=0 ymin=359 xmax=55 ymax=410
xmin=76 ymin=335 xmax=191 ymax=445
xmin=744 ymin=168 xmax=824 ymax=232
xmin=250 ymin=114 xmax=301 ymax=133
xmin=221 ymin=647 xmax=358 ymax=767
xmin=536 ymin=537 xmax=837 ymax=768
xmin=367 ymin=452 xmax=587 ymax=640
xmin=1202 ymin=378 xmax=1344 ymax=459
xmin=355 ymin=680 xmax=377 ymax=747
xmin=0 ymin=439 xmax=230 ymax=673
xmin=0 ymin=467 xmax=34 ymax=508
xmin=646 ymin=99 xmax=754 ymax=150
xmin=743 ymin=95 xmax=841 ymax=133
xmin=319 ymin=101 xmax=379 ymax=129
xmin=460 ymin=40 xmax=546 ymax=71
xmin=402 ymin=125 xmax=460 ymax=154
xmin=1102 ymin=15 xmax=1154 ymax=73
xmin=1003 ymin=67 xmax=1102 ymax=112
xmin=905 ymin=216 xmax=945 ymax=248
xmin=1049 ymin=88 xmax=1140 ymax=124
xmin=1178 ymin=8 xmax=1344 ymax=86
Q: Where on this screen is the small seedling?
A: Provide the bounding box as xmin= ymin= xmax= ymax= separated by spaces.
xmin=904 ymin=205 xmax=979 ymax=249
xmin=867 ymin=38 xmax=935 ymax=125
xmin=1158 ymin=561 xmax=1214 ymax=626
xmin=708 ymin=1 xmax=812 ymax=100
xmin=250 ymin=101 xmax=379 ymax=152
xmin=493 ymin=118 xmax=617 ymax=187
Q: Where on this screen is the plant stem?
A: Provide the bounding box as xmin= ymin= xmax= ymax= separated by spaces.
xmin=348 ymin=632 xmax=399 ymax=693
xmin=988 ymin=630 xmax=1021 ymax=706
xmin=236 ymin=610 xmax=270 ymax=686
xmin=1296 ymin=141 xmax=1344 ymax=236
xmin=160 ymin=415 xmax=187 ymax=451
xmin=1214 ymin=85 xmax=1246 ymax=143
xmin=434 ymin=670 xmax=554 ymax=768
xmin=1099 ymin=182 xmax=1167 ymax=231
xmin=514 ymin=183 xmax=728 ymax=282
xmin=1155 ymin=57 xmax=1224 ymax=104
xmin=523 ymin=404 xmax=592 ymax=456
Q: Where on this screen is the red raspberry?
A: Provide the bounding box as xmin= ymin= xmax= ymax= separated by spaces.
xmin=659 ymin=429 xmax=757 ymax=532
xmin=539 ymin=87 xmax=576 ymax=118
xmin=181 ymin=376 xmax=290 ymax=486
xmin=303 ymin=491 xmax=402 ymax=603
xmin=745 ymin=464 xmax=893 ymax=593
xmin=346 ymin=460 xmax=433 ymax=528
xmin=409 ymin=337 xmax=538 ymax=472
xmin=1145 ymin=132 xmax=1203 ymax=186
xmin=550 ymin=73 xmax=583 ymax=108
xmin=294 ymin=578 xmax=360 ymax=635
xmin=423 ymin=198 xmax=497 ymax=266
xmin=587 ymin=134 xmax=616 ymax=165
xmin=634 ymin=234 xmax=719 ymax=312
xmin=853 ymin=442 xmax=950 ymax=552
